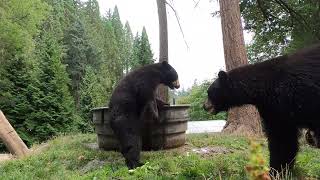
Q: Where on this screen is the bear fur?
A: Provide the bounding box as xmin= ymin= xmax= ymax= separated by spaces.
xmin=204 ymin=43 xmax=320 ymax=174
xmin=108 ymin=61 xmax=180 ymax=169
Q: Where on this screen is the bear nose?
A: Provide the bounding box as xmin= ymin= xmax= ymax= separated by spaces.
xmin=173 ymin=80 xmax=180 ymax=89
xmin=203 ymin=103 xmax=207 ymax=111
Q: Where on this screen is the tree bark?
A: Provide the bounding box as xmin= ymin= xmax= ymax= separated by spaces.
xmin=219 ymin=0 xmax=263 ymax=136
xmin=156 ymin=0 xmax=169 ymax=103
xmin=0 ymin=111 xmax=29 ymax=157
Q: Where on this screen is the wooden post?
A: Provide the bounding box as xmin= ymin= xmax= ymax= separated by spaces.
xmin=0 ymin=111 xmax=29 ymax=157
xmin=156 ymin=0 xmax=169 ymax=103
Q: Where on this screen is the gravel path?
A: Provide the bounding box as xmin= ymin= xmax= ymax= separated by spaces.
xmin=186 ymin=120 xmax=226 ymax=134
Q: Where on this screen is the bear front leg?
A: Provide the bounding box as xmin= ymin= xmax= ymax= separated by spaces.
xmin=110 ymin=115 xmax=143 ymax=169
xmin=143 ymin=97 xmax=168 ymax=123
xmin=155 ymin=98 xmax=169 ymax=108
xmin=154 ymin=98 xmax=169 ymax=123
xmin=267 ymin=124 xmax=299 ymax=176
xmin=142 ymin=100 xmax=159 ymax=122
xmin=150 ymin=99 xmax=160 ymax=121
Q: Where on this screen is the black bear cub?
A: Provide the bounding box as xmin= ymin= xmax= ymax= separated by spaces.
xmin=204 ymin=44 xmax=320 ymax=174
xmin=109 ymin=61 xmax=180 ymax=169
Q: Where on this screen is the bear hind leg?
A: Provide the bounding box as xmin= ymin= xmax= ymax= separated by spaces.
xmin=110 ymin=115 xmax=143 ymax=169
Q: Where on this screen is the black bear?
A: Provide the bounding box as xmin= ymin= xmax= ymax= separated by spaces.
xmin=108 ymin=61 xmax=180 ymax=169
xmin=203 ymin=43 xmax=320 ymax=174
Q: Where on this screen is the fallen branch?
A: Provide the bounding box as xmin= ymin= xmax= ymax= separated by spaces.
xmin=0 ymin=111 xmax=29 ymax=157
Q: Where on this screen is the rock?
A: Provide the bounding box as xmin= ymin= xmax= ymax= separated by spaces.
xmin=79 ymin=160 xmax=105 ymax=174
xmin=191 ymin=146 xmax=232 ymax=156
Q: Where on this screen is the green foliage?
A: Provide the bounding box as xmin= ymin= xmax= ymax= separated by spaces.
xmin=0 ymin=58 xmax=36 ymax=146
xmin=245 ymin=140 xmax=270 ymax=180
xmin=123 ymin=21 xmax=134 ymax=74
xmin=79 ymin=67 xmax=106 ymax=132
xmin=0 ymin=0 xmax=49 ymax=62
xmin=0 ymin=134 xmax=319 ymax=179
xmin=176 ymin=80 xmax=227 ymax=120
xmin=0 ymin=0 xmax=49 ymax=146
xmin=28 ymin=29 xmax=79 ymax=143
xmin=64 ymin=18 xmax=99 ymax=107
xmin=107 ymin=5 xmax=125 ymax=81
xmin=240 ymin=0 xmax=320 ymax=63
xmin=0 ymin=0 xmax=154 ymax=148
xmin=131 ymin=27 xmax=154 ymax=69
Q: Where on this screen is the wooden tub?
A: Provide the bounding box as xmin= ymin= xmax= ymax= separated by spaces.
xmin=92 ymin=105 xmax=190 ymax=151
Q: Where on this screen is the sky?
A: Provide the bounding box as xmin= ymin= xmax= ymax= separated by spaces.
xmin=97 ymin=0 xmax=252 ymax=90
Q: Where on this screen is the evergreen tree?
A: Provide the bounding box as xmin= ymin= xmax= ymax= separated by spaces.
xmin=131 ymin=27 xmax=154 ymax=69
xmin=18 ymin=0 xmax=83 ymax=142
xmin=123 ymin=21 xmax=134 ymax=74
xmin=79 ymin=66 xmax=105 ymax=131
xmin=131 ymin=32 xmax=141 ymax=69
xmin=103 ymin=19 xmax=122 ymax=85
xmin=0 ymin=58 xmax=35 ymax=145
xmin=0 ymin=0 xmax=150 ymax=148
xmin=111 ymin=6 xmax=125 ymax=78
xmin=28 ymin=28 xmax=79 ymax=142
xmin=0 ymin=0 xmax=48 ymax=146
xmin=140 ymin=27 xmax=154 ymax=65
xmin=64 ymin=18 xmax=99 ymax=107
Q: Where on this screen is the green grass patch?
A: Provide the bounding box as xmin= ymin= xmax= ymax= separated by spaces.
xmin=0 ymin=133 xmax=319 ymax=179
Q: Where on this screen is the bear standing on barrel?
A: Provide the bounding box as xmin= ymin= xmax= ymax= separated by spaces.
xmin=109 ymin=61 xmax=180 ymax=169
xmin=204 ymin=44 xmax=320 ymax=174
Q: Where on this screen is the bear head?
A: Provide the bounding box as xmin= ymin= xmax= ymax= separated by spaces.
xmin=203 ymin=71 xmax=230 ymax=114
xmin=160 ymin=61 xmax=180 ymax=90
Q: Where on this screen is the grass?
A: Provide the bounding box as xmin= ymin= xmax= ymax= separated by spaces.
xmin=0 ymin=133 xmax=319 ymax=180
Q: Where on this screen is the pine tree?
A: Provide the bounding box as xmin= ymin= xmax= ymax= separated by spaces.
xmin=0 ymin=58 xmax=35 ymax=145
xmin=103 ymin=19 xmax=122 ymax=85
xmin=27 ymin=29 xmax=79 ymax=142
xmin=123 ymin=21 xmax=134 ymax=74
xmin=111 ymin=6 xmax=125 ymax=78
xmin=131 ymin=28 xmax=154 ymax=69
xmin=140 ymin=27 xmax=154 ymax=65
xmin=131 ymin=32 xmax=141 ymax=69
xmin=64 ymin=18 xmax=99 ymax=108
xmin=79 ymin=66 xmax=105 ymax=131
xmin=0 ymin=0 xmax=49 ymax=146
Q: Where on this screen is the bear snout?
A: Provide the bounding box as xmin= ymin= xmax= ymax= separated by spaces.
xmin=172 ymin=80 xmax=180 ymax=89
xmin=203 ymin=99 xmax=216 ymax=114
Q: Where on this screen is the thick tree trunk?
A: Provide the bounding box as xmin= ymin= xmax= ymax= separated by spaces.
xmin=0 ymin=111 xmax=29 ymax=157
xmin=219 ymin=0 xmax=263 ymax=136
xmin=156 ymin=0 xmax=169 ymax=103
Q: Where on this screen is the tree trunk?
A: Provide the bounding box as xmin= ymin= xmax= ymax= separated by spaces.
xmin=0 ymin=111 xmax=29 ymax=157
xmin=156 ymin=0 xmax=169 ymax=103
xmin=219 ymin=0 xmax=263 ymax=136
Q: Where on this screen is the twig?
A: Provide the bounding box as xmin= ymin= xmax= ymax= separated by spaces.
xmin=165 ymin=1 xmax=190 ymax=50
xmin=273 ymin=0 xmax=312 ymax=33
xmin=193 ymin=0 xmax=201 ymax=8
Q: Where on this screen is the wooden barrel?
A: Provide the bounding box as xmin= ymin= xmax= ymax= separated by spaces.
xmin=92 ymin=105 xmax=190 ymax=151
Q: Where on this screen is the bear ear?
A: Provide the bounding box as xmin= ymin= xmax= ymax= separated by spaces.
xmin=218 ymin=71 xmax=228 ymax=82
xmin=161 ymin=61 xmax=168 ymax=65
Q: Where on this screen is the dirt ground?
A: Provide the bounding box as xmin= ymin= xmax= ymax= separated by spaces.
xmin=0 ymin=154 xmax=13 ymax=162
xmin=0 ymin=142 xmax=49 ymax=163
